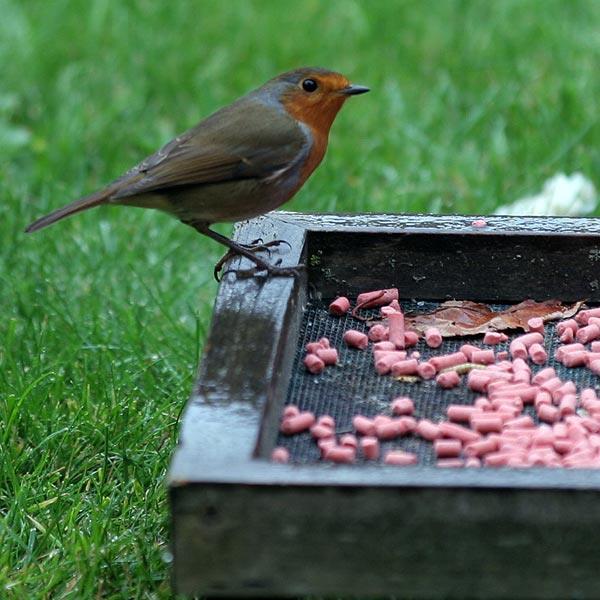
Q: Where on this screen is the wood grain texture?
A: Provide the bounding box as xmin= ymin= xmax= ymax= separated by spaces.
xmin=173 ymin=483 xmax=600 ymax=598
xmin=306 ymin=230 xmax=600 ymax=302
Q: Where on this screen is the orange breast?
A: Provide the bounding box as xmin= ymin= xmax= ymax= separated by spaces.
xmin=283 ymin=93 xmax=346 ymax=183
xmin=298 ymin=126 xmax=328 ymax=182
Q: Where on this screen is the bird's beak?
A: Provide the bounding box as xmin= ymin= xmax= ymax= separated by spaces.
xmin=341 ymin=84 xmax=370 ymax=96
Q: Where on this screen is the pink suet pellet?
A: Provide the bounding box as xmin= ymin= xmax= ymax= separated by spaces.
xmin=304 ymin=354 xmax=325 ymax=374
xmin=281 ymin=411 xmax=316 ymax=434
xmin=527 ymin=317 xmax=544 ymax=333
xmin=561 ymin=351 xmax=588 ymax=368
xmin=310 ymin=424 xmax=335 ymax=440
xmin=531 ymin=367 xmax=556 ymax=385
xmin=375 ymin=352 xmax=408 ymax=375
xmin=585 ymin=352 xmax=600 ymax=366
xmin=316 ymin=347 xmax=338 ymax=366
xmin=560 ymin=329 xmax=575 ymax=344
xmin=434 ymin=439 xmax=462 ymax=458
xmin=430 ymin=351 xmax=468 ymax=371
xmin=436 ymin=370 xmax=461 ymax=389
xmin=447 ymin=404 xmax=481 ymax=422
xmin=390 ymin=358 xmax=419 ymax=377
xmin=404 ymin=331 xmax=419 ymax=347
xmin=439 ymin=421 xmax=480 ymax=443
xmin=318 ymin=437 xmax=337 ymax=456
xmin=343 ymin=329 xmax=369 ymax=350
xmin=387 ymin=311 xmax=405 ymax=350
xmin=589 ymin=359 xmax=600 ymax=375
xmin=283 ymin=405 xmax=300 ymax=419
xmin=471 ymin=349 xmax=496 ymax=365
xmin=271 ymin=447 xmax=290 ymax=463
xmin=537 ymin=404 xmax=560 ymax=424
xmin=464 ymin=437 xmax=499 ymax=458
xmin=559 ymin=395 xmax=577 ymax=417
xmin=509 ymin=340 xmax=528 ymax=360
xmin=317 ymin=415 xmax=335 ymax=429
xmin=356 ymin=288 xmax=399 ymax=309
xmin=373 ymin=341 xmax=396 ymax=351
xmin=471 ymin=414 xmax=503 ymax=434
xmin=575 ymin=307 xmax=600 ymax=325
xmin=417 ymin=361 xmax=437 ymax=379
xmin=576 ymin=323 xmax=600 ymax=344
xmin=384 ymin=450 xmax=417 ymax=466
xmin=474 ymin=397 xmax=492 ymax=411
xmin=375 ymin=418 xmax=409 ymax=440
xmin=557 ymin=319 xmax=578 ymax=335
xmin=555 ymin=343 xmax=585 ymax=361
xmin=483 ymin=331 xmax=509 ymax=345
xmin=459 ymin=344 xmax=481 ymax=361
xmin=340 ymin=434 xmax=358 ymax=449
xmin=360 ymin=436 xmax=380 ymax=460
xmin=528 ymin=343 xmax=547 ymax=365
xmin=352 ymin=415 xmax=376 ymax=436
xmin=305 ymin=341 xmax=325 ymax=354
xmin=324 ymin=446 xmax=356 ymax=464
xmin=390 ymin=396 xmax=414 ymax=416
xmin=328 ymin=296 xmax=350 ymax=316
xmin=424 ymin=327 xmax=443 ymax=348
xmin=399 ymin=416 xmax=417 ymax=433
xmin=416 ymin=419 xmax=441 ymax=441
xmin=512 ymin=332 xmax=544 ymax=348
xmin=368 ymin=324 xmax=388 ymax=342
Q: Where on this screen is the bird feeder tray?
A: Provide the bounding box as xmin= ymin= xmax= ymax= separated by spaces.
xmin=169 ymin=212 xmax=600 ymax=598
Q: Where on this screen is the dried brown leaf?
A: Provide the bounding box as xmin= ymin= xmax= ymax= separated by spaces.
xmin=404 ymin=299 xmax=585 ymax=337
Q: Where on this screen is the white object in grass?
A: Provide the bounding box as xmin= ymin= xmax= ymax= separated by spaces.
xmin=494 ymin=172 xmax=597 ymax=217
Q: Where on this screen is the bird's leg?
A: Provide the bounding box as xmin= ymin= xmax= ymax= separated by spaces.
xmin=186 ymin=221 xmax=304 ymax=280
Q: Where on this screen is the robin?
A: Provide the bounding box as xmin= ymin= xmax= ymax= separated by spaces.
xmin=26 ymin=67 xmax=369 ymax=278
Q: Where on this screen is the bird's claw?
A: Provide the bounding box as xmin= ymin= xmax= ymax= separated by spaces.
xmin=213 ymin=238 xmax=293 ymax=281
xmin=221 ymin=261 xmax=305 ymax=280
xmin=213 ymin=249 xmax=236 ymax=281
xmin=242 ymin=238 xmax=291 ymax=254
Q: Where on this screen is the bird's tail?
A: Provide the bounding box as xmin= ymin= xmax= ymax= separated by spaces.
xmin=25 ymin=189 xmax=111 ymax=233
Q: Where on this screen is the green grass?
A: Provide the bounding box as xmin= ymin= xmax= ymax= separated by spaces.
xmin=1 ymin=0 xmax=598 ymax=597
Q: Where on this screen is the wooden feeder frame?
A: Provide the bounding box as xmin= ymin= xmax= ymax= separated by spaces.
xmin=169 ymin=212 xmax=600 ymax=598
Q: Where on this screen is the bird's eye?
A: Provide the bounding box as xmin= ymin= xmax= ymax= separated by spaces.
xmin=302 ymin=78 xmax=318 ymax=92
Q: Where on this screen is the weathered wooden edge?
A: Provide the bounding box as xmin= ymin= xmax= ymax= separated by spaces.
xmin=168 ymin=214 xmax=308 ymax=481
xmin=172 ymin=483 xmax=600 ymax=598
xmin=169 ymin=460 xmax=600 ymax=491
xmin=268 ymin=211 xmax=600 ymax=236
xmin=273 ymin=210 xmax=600 ymax=234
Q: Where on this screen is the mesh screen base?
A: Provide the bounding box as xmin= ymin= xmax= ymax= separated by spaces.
xmin=277 ymin=300 xmax=598 ymax=466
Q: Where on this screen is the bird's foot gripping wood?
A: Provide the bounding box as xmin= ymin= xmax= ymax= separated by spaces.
xmin=213 ymin=238 xmax=291 ymax=280
xmin=186 ymin=221 xmax=304 ymax=281
xmin=221 ymin=259 xmax=305 ymax=281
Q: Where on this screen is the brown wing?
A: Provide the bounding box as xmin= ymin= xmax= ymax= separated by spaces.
xmin=111 ymin=98 xmax=309 ymax=200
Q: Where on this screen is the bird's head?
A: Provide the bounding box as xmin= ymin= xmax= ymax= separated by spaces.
xmin=263 ymin=67 xmax=369 ymax=137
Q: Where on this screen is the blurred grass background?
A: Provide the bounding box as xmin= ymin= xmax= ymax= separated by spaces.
xmin=0 ymin=0 xmax=598 ymax=597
